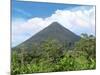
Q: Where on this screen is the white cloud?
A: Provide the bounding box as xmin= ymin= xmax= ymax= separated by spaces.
xmin=12 ymin=6 xmax=95 ymax=47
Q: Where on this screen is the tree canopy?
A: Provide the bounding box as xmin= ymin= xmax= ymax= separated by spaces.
xmin=11 ymin=34 xmax=96 ymax=75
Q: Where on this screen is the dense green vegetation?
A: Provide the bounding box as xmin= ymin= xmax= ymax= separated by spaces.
xmin=11 ymin=34 xmax=96 ymax=75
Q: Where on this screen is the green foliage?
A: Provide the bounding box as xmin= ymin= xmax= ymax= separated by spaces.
xmin=11 ymin=34 xmax=96 ymax=75
xmin=40 ymin=39 xmax=63 ymax=62
xmin=75 ymin=33 xmax=96 ymax=59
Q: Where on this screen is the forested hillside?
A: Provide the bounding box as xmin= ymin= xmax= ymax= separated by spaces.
xmin=11 ymin=33 xmax=96 ymax=75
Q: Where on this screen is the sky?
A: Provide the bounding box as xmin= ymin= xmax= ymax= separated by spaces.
xmin=12 ymin=0 xmax=96 ymax=47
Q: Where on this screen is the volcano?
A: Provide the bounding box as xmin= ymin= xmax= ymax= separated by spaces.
xmin=13 ymin=22 xmax=80 ymax=51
